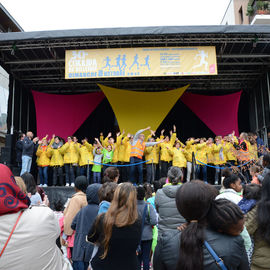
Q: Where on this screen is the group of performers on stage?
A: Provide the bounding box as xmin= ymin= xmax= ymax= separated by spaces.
xmin=16 ymin=126 xmax=266 ymax=187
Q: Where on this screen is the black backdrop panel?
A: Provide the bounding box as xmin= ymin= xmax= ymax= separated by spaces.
xmin=74 ymin=99 xmax=117 ymax=143
xmin=156 ymin=99 xmax=216 ymax=141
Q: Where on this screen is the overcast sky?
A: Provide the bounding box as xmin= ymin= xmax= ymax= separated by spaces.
xmin=1 ymin=0 xmax=231 ymax=31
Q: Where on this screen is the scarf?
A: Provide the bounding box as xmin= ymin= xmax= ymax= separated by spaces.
xmin=0 ymin=164 xmax=30 ymax=216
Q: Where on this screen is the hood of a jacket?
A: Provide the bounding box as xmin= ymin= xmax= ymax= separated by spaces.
xmin=52 ymin=141 xmax=63 ymax=149
xmin=86 ymin=183 xmax=101 ymax=205
xmin=162 ymin=184 xmax=181 ymax=198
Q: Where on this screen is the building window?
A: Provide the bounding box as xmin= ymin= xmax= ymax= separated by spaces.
xmin=239 ymin=6 xmax=244 ymax=24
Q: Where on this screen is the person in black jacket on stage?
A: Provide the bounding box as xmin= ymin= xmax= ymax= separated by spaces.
xmin=20 ymin=131 xmax=39 ymax=176
xmin=15 ymin=133 xmax=25 ymax=169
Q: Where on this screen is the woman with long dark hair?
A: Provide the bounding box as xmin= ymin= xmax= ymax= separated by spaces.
xmin=155 ymin=166 xmax=185 ymax=237
xmin=87 ymin=183 xmax=141 ymax=270
xmin=153 ymin=180 xmax=249 ymax=270
xmin=246 ymin=174 xmax=270 ymax=270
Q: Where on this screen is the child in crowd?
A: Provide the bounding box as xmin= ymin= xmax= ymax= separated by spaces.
xmin=146 ymin=178 xmax=166 ymax=210
xmin=21 ymin=172 xmax=42 ymax=205
xmin=238 ymin=184 xmax=261 ymax=214
xmin=250 ymin=165 xmax=261 ymax=185
xmin=98 ymin=182 xmax=118 ymax=214
xmin=216 ymin=174 xmax=243 ymax=204
xmin=256 ymin=154 xmax=270 ymax=183
xmin=143 ymin=183 xmax=153 ymax=201
xmin=208 ymin=199 xmax=245 ymax=237
xmin=102 ymin=167 xmax=120 ymax=183
xmin=216 ymin=174 xmax=252 ymax=257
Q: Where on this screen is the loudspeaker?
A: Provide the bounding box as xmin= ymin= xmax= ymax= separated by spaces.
xmin=4 ymin=134 xmax=17 ymax=165
xmin=5 ymin=134 xmax=14 ymax=148
xmin=0 ymin=147 xmax=12 ymax=164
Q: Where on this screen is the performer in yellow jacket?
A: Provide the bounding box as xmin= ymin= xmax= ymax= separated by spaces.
xmin=36 ymin=135 xmax=52 ymax=187
xmin=145 ymin=130 xmax=160 ymax=183
xmin=184 ymin=138 xmax=199 ymax=182
xmin=195 ymin=139 xmax=208 ymax=183
xmin=49 ymin=136 xmax=64 ymax=186
xmin=223 ymin=136 xmax=238 ymax=166
xmin=78 ymin=138 xmax=93 ymax=184
xmin=213 ymin=136 xmax=225 ymax=185
xmin=118 ymin=133 xmax=131 ymax=182
xmin=159 ymin=125 xmax=177 ymax=177
xmin=169 ymin=140 xmax=187 ymax=174
xmin=61 ymin=136 xmax=79 ymax=186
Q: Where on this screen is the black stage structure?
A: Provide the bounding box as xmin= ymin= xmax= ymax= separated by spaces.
xmin=0 ymin=25 xmax=270 ymax=167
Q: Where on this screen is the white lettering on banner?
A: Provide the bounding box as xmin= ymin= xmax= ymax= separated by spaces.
xmin=68 ymin=50 xmax=97 ymax=71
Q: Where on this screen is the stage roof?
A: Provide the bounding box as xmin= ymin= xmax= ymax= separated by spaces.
xmin=0 ymin=25 xmax=269 ymax=93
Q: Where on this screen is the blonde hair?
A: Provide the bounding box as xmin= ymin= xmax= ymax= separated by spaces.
xmin=15 ymin=176 xmax=27 ymax=194
xmin=101 ymin=183 xmax=138 ymax=259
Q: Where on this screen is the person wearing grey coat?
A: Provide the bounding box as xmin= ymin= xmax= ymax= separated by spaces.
xmin=155 ymin=167 xmax=186 ymax=238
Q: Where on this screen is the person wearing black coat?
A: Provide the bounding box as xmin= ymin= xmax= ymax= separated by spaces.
xmin=15 ymin=133 xmax=25 ymax=168
xmin=154 ymin=228 xmax=249 ymax=270
xmin=153 ymin=180 xmax=249 ymax=270
xmin=71 ymin=183 xmax=101 ymax=270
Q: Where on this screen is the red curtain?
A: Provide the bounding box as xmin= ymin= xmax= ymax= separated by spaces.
xmin=32 ymin=91 xmax=104 ymax=139
xmin=181 ymin=91 xmax=242 ymax=136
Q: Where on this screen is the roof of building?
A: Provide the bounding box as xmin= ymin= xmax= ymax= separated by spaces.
xmin=0 ymin=3 xmax=23 ymax=33
xmin=0 ymin=25 xmax=269 ymax=93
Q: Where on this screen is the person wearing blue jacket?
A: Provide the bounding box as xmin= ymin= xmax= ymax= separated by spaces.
xmin=137 ymin=186 xmax=158 ymax=270
xmin=71 ymin=183 xmax=101 ymax=270
xmin=98 ymin=182 xmax=117 ymax=215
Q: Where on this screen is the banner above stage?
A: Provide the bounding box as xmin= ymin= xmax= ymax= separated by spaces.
xmin=65 ymin=46 xmax=217 ymax=79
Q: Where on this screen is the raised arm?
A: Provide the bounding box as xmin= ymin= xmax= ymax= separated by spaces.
xmin=134 ymin=127 xmax=151 ymax=141
xmin=145 ymin=138 xmax=165 ymax=147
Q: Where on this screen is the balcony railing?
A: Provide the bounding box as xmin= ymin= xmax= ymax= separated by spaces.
xmin=247 ymin=0 xmax=270 ymax=23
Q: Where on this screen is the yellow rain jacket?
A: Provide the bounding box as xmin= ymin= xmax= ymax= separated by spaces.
xmin=169 ymin=147 xmax=187 ymax=168
xmin=118 ymin=136 xmax=131 ymax=163
xmin=249 ymin=143 xmax=258 ymax=161
xmin=112 ymin=135 xmax=123 ymax=163
xmin=195 ymin=143 xmax=207 ymax=165
xmin=79 ymin=142 xmax=94 ymax=166
xmin=184 ymin=140 xmax=197 ymax=163
xmin=61 ymin=142 xmax=80 ymax=164
xmin=48 ymin=139 xmax=64 ymax=167
xmin=36 ymin=145 xmax=52 ymax=167
xmin=206 ymin=144 xmax=215 ymax=164
xmin=160 ymin=133 xmax=176 ymax=162
xmin=145 ymin=145 xmax=159 ymax=164
xmin=224 ymin=142 xmax=237 ymax=162
xmin=212 ymin=144 xmax=225 ymax=165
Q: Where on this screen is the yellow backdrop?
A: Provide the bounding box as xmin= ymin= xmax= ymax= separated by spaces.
xmin=98 ymin=84 xmax=189 ymax=135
